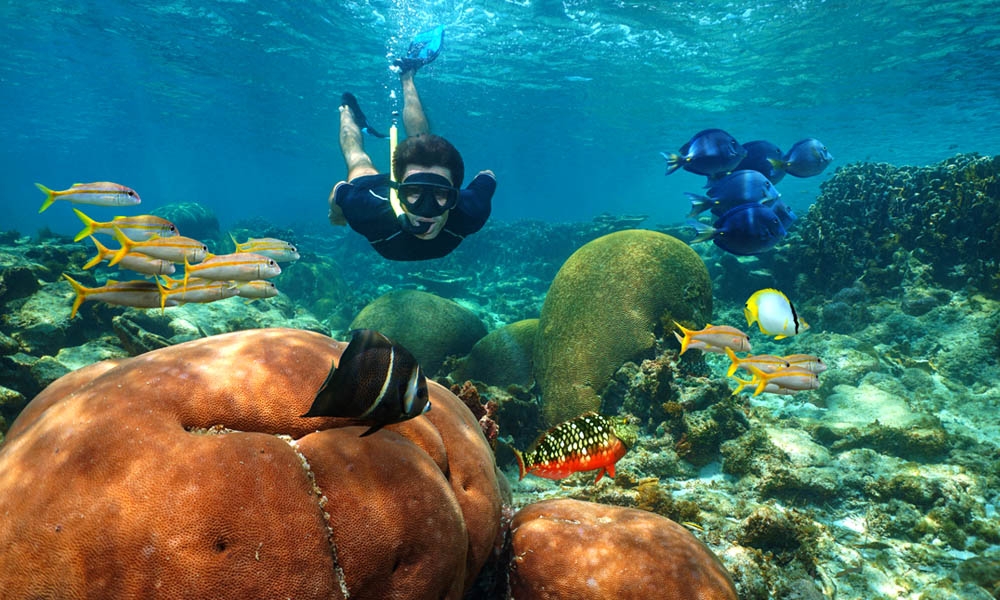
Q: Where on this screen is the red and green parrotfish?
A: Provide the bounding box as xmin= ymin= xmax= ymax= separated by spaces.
xmin=111 ymin=227 xmax=209 ymax=266
xmin=155 ymin=277 xmax=239 ymax=311
xmin=743 ymin=288 xmax=810 ymax=340
xmin=83 ymin=236 xmax=176 ymax=276
xmin=181 ymin=252 xmax=281 ymax=292
xmin=738 ymin=364 xmax=820 ymax=397
xmin=62 ymin=274 xmax=178 ymax=318
xmin=783 ymin=354 xmax=827 ymax=374
xmin=674 ymin=321 xmax=751 ymax=355
xmin=513 ymin=412 xmax=639 ymax=483
xmin=233 ymin=280 xmax=278 ymax=300
xmin=36 ymin=182 xmax=140 ymax=213
xmin=230 ymin=234 xmax=300 ymax=262
xmin=73 ymin=208 xmax=177 ymax=242
xmin=724 ymin=347 xmax=790 ymax=378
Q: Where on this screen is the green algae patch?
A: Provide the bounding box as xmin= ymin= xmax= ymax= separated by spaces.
xmin=534 ymin=230 xmax=712 ymax=426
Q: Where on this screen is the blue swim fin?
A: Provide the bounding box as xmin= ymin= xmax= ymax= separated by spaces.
xmin=393 ymin=25 xmax=444 ymax=73
xmin=341 ymin=92 xmax=387 ymax=139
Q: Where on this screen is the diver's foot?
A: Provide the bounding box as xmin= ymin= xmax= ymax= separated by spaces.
xmin=340 ymin=93 xmax=387 ymax=139
xmin=391 ymin=57 xmax=425 ymax=75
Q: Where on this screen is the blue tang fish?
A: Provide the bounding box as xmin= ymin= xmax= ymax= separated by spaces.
xmin=688 ymin=203 xmax=787 ymax=255
xmin=766 ymin=198 xmax=798 ymax=228
xmin=686 ymin=169 xmax=782 ymax=217
xmin=662 ymin=129 xmax=746 ymax=177
xmin=772 ymin=138 xmax=834 ymax=178
xmin=735 ymin=140 xmax=786 ymax=183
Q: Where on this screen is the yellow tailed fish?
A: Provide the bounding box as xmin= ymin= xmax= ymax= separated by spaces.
xmin=83 ymin=236 xmax=176 ymax=276
xmin=155 ymin=277 xmax=239 ymax=311
xmin=744 ymin=288 xmax=809 ymax=339
xmin=36 ymin=182 xmax=140 ymax=213
xmin=743 ymin=364 xmax=820 ymax=397
xmin=723 ymin=347 xmax=790 ymax=378
xmin=110 ymin=226 xmax=208 ymax=266
xmin=673 ymin=321 xmax=751 ymax=355
xmin=73 ymin=208 xmax=177 ymax=242
xmin=230 ymin=234 xmax=300 ymax=262
xmin=233 ymin=280 xmax=278 ymax=300
xmin=181 ymin=252 xmax=281 ymax=292
xmin=62 ymin=274 xmax=178 ymax=318
xmin=783 ymin=354 xmax=827 ymax=374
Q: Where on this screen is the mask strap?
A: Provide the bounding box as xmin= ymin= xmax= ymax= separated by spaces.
xmin=388 ymin=121 xmax=405 ymax=218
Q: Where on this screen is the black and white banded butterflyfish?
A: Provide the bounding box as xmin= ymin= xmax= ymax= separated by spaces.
xmin=301 ymin=329 xmax=430 ymax=437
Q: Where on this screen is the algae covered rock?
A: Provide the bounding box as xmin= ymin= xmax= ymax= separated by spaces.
xmin=151 ymin=202 xmax=220 ymax=242
xmin=350 ymin=289 xmax=487 ymax=375
xmin=449 ymin=318 xmax=537 ymax=388
xmin=534 ymin=229 xmax=712 ymax=426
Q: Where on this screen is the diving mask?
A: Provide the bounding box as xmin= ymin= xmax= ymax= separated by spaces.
xmin=394 ymin=172 xmax=459 ymax=218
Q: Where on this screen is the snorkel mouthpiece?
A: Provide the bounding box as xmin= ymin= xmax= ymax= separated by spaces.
xmin=396 ymin=172 xmax=459 ymax=218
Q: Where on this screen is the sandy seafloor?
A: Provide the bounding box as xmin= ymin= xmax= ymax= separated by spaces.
xmin=2 ymin=156 xmax=1000 ymax=599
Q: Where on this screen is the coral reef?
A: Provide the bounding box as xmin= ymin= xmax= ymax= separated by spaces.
xmin=448 ymin=318 xmax=537 ymax=388
xmin=0 ymin=329 xmax=502 ymax=598
xmin=349 ymin=289 xmax=488 ymax=375
xmin=151 ymin=201 xmax=221 ymax=242
xmin=508 ymin=498 xmax=738 ymax=599
xmin=533 ymin=230 xmax=713 ymax=426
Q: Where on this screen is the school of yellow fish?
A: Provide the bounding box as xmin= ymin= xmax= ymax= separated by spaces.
xmin=37 ymin=181 xmax=299 ymax=318
xmin=674 ymin=288 xmax=827 ymax=396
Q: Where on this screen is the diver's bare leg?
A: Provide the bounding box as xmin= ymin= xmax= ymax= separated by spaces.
xmin=401 ymin=70 xmax=430 ymax=137
xmin=328 ymin=105 xmax=378 ymax=226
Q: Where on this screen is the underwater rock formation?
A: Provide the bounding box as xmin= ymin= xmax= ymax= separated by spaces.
xmin=0 ymin=329 xmax=502 ymax=599
xmin=350 ymin=289 xmax=488 ymax=375
xmin=151 ymin=202 xmax=221 ymax=243
xmin=534 ymin=229 xmax=712 ymax=426
xmin=448 ymin=318 xmax=537 ymax=388
xmin=766 ymin=153 xmax=1000 ymax=299
xmin=509 ymin=498 xmax=738 ymax=599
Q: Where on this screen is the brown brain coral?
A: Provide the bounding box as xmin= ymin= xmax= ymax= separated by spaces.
xmin=510 ymin=498 xmax=738 ymax=600
xmin=0 ymin=328 xmax=501 ymax=599
xmin=534 ymin=229 xmax=712 ymax=426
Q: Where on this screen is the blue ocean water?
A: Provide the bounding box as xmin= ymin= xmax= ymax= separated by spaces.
xmin=3 ymin=0 xmax=999 ymax=236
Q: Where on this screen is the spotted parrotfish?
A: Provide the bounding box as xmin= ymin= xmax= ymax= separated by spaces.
xmin=513 ymin=412 xmax=639 ymax=483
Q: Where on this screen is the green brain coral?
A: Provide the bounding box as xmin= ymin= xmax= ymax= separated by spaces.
xmin=449 ymin=318 xmax=538 ymax=388
xmin=534 ymin=230 xmax=712 ymax=426
xmin=349 ymin=289 xmax=487 ymax=375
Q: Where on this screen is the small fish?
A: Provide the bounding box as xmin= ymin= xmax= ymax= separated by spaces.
xmin=730 ymin=375 xmax=804 ymax=396
xmin=744 ymin=288 xmax=809 ymax=339
xmin=62 ymin=273 xmax=178 ymax=318
xmin=765 ymin=198 xmax=798 ymax=228
xmin=740 ymin=364 xmax=820 ymax=396
xmin=82 ymin=236 xmax=176 ymax=276
xmin=674 ymin=322 xmax=751 ymax=354
xmin=300 ymin=329 xmax=430 ymax=437
xmin=230 ymin=234 xmax=300 ymax=262
xmin=111 ymin=227 xmax=209 ymax=265
xmin=73 ymin=208 xmax=177 ymax=242
xmin=36 ymin=182 xmax=140 ymax=213
xmin=735 ymin=140 xmax=785 ymax=183
xmin=182 ymin=252 xmax=281 ymax=291
xmin=233 ymin=280 xmax=278 ymax=300
xmin=662 ymin=129 xmax=746 ymax=177
xmin=688 ymin=202 xmax=787 ymax=256
xmin=513 ymin=412 xmax=638 ymax=483
xmin=723 ymin=347 xmax=790 ymax=378
xmin=783 ymin=354 xmax=827 ymax=374
xmin=671 ymin=330 xmax=726 ymax=354
xmin=155 ymin=276 xmax=239 ymax=310
xmin=770 ymin=138 xmax=833 ymax=178
xmin=686 ymin=169 xmax=782 ymax=218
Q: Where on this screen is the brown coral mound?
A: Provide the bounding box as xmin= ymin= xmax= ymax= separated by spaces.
xmin=510 ymin=498 xmax=737 ymax=600
xmin=0 ymin=328 xmax=502 ymax=599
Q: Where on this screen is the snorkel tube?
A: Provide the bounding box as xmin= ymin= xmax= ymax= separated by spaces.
xmin=389 ymin=122 xmax=433 ymax=235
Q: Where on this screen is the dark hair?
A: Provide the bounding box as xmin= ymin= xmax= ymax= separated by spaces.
xmin=393 ymin=134 xmax=465 ymax=188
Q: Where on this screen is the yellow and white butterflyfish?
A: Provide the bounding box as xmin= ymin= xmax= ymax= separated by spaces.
xmin=743 ymin=288 xmax=810 ymax=340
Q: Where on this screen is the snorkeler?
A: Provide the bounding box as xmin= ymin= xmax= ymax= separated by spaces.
xmin=328 ymin=25 xmax=497 ymax=261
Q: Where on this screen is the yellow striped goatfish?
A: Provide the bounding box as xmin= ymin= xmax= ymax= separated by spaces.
xmin=233 ymin=280 xmax=278 ymax=300
xmin=733 ymin=364 xmax=820 ymax=397
xmin=182 ymin=252 xmax=281 ymax=291
xmin=724 ymin=347 xmax=790 ymax=377
xmin=111 ymin=227 xmax=209 ymax=265
xmin=62 ymin=274 xmax=178 ymax=318
xmin=83 ymin=236 xmax=176 ymax=276
xmin=155 ymin=277 xmax=240 ymax=310
xmin=36 ymin=182 xmax=140 ymax=213
xmin=230 ymin=234 xmax=300 ymax=262
xmin=73 ymin=208 xmax=177 ymax=242
xmin=674 ymin=321 xmax=751 ymax=355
